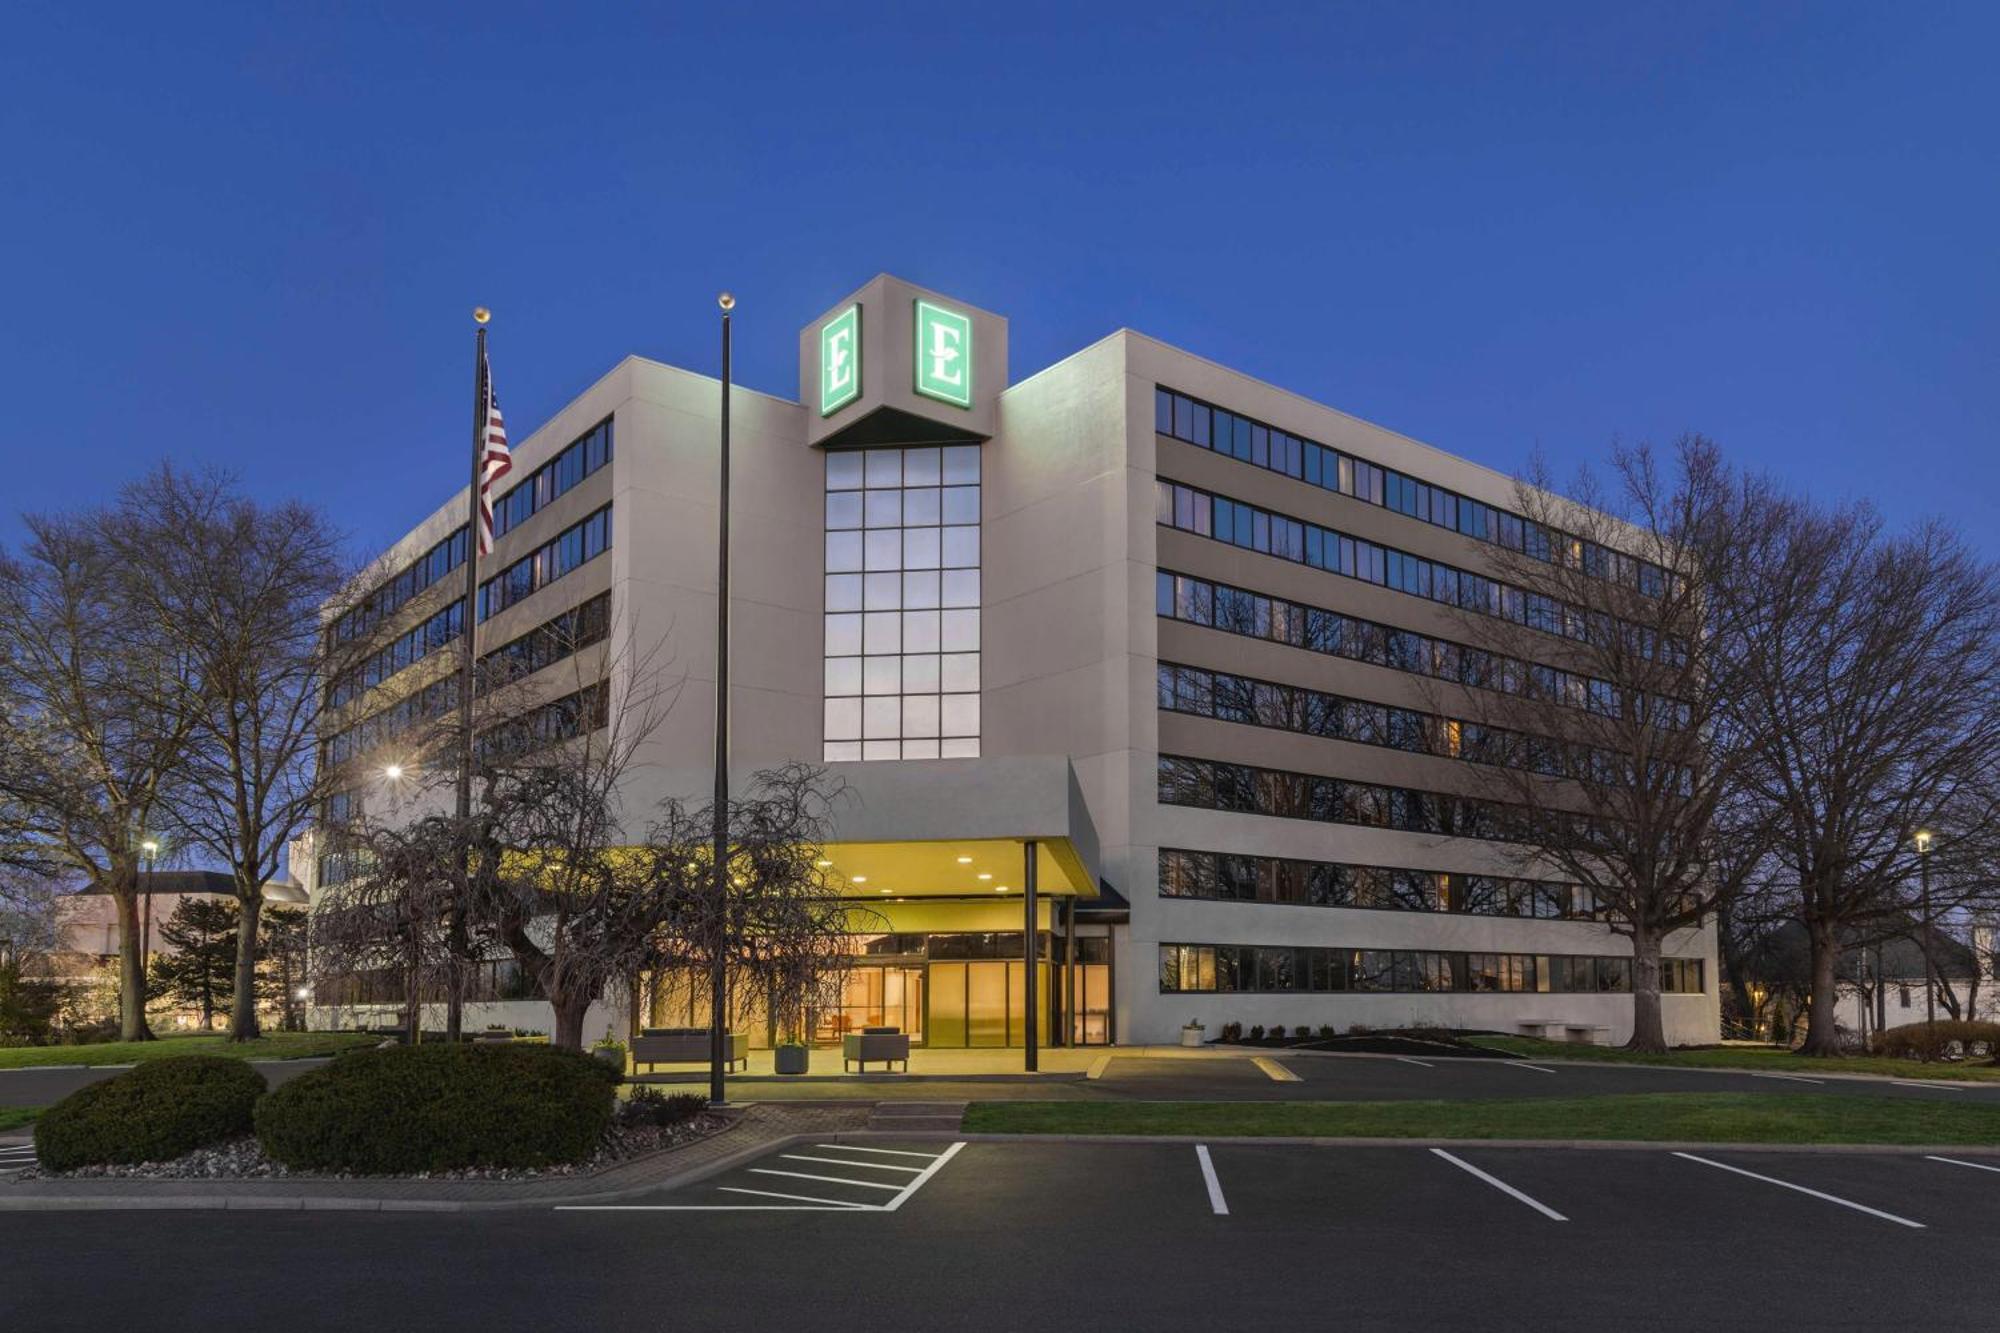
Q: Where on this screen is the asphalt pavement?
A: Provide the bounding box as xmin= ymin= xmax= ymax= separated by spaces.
xmin=0 ymin=1059 xmax=328 ymax=1107
xmin=5 ymin=1136 xmax=1994 ymax=1330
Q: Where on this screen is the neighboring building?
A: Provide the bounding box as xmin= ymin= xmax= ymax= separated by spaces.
xmin=302 ymin=273 xmax=1720 ymax=1049
xmin=1837 ymin=930 xmax=1997 ymax=1041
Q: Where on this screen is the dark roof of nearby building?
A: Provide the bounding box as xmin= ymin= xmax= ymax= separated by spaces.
xmin=71 ymin=871 xmax=308 ymax=903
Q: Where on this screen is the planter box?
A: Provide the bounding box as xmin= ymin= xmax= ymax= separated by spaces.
xmin=1181 ymin=1026 xmax=1205 ymax=1047
xmin=774 ymin=1044 xmax=810 ymax=1075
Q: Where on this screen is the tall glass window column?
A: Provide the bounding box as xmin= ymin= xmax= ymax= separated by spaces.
xmin=823 ymin=444 xmax=982 ymax=761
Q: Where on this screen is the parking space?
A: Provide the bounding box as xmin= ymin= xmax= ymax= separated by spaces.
xmin=0 ymin=1140 xmax=35 ymax=1172
xmin=558 ymin=1139 xmax=964 ymax=1213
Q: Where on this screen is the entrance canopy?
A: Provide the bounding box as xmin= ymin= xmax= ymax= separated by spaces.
xmin=818 ymin=755 xmax=1102 ymax=901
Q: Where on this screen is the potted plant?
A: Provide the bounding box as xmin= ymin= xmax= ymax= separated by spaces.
xmin=1180 ymin=1018 xmax=1206 ymax=1047
xmin=592 ymin=1028 xmax=627 ymax=1072
xmin=773 ymin=1031 xmax=810 ymax=1075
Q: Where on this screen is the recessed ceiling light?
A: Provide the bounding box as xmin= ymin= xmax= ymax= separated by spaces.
xmin=995 ymin=885 xmax=1009 ymax=892
xmin=977 ymin=873 xmax=992 ymax=880
xmin=956 ymin=855 xmax=973 ymax=864
xmin=851 ymin=875 xmax=867 ymax=883
xmin=816 ymin=859 xmax=832 ymax=868
xmin=879 ymin=887 xmax=890 ymax=894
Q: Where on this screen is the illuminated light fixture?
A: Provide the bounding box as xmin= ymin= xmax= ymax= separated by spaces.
xmin=383 ymin=764 xmax=404 ymax=781
xmin=851 ymin=875 xmax=867 ymax=884
xmin=956 ymin=856 xmax=973 ymax=864
xmin=878 ymin=887 xmax=890 ymax=894
xmin=816 ymin=859 xmax=833 ymax=868
xmin=141 ymin=839 xmax=160 ymax=856
xmin=977 ymin=873 xmax=992 ymax=881
xmin=994 ymin=885 xmax=1009 ymax=893
xmin=294 ymin=986 xmax=311 ymax=1001
xmin=1915 ymin=829 xmax=1934 ymax=854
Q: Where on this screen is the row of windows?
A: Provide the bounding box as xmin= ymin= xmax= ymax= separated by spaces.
xmin=491 ymin=418 xmax=614 ymax=541
xmin=1155 ymin=387 xmax=1671 ymax=598
xmin=1161 ymin=943 xmax=1704 ymax=995
xmin=321 ymin=672 xmax=460 ymax=769
xmin=475 ymin=680 xmax=610 ymax=763
xmin=329 ymin=599 xmax=465 ymax=710
xmin=1157 ymin=478 xmax=1688 ymax=664
xmin=1157 ymin=662 xmax=1645 ymax=789
xmin=478 ymin=506 xmax=611 ymax=622
xmin=332 ymin=418 xmax=615 ymax=647
xmin=333 ymin=527 xmax=468 ymax=645
xmin=1158 ymin=848 xmax=1601 ymax=921
xmin=1156 ymin=570 xmax=1685 ymax=728
xmin=1159 ymin=754 xmax=1525 ymax=843
xmin=479 ymin=591 xmax=612 ymax=687
xmin=325 ymin=591 xmax=617 ymax=772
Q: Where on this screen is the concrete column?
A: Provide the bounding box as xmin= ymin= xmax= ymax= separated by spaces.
xmin=1023 ymin=838 xmax=1038 ymax=1072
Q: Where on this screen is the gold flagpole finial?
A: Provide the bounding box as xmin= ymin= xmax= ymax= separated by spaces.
xmin=473 ymin=307 xmax=492 ymax=325
xmin=717 ymin=292 xmax=735 ymax=312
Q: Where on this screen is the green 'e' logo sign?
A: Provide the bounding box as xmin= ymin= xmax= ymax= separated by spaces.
xmin=914 ymin=299 xmax=972 ymax=408
xmin=820 ymin=304 xmax=862 ymax=417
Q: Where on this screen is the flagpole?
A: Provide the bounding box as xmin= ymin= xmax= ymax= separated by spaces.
xmin=451 ymin=306 xmax=491 ymax=1045
xmin=709 ymin=291 xmax=734 ymax=1107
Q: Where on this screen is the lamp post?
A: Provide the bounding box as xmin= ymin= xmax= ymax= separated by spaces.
xmin=709 ymin=291 xmax=734 ymax=1108
xmin=1916 ymin=829 xmax=1936 ymax=1060
xmin=140 ymin=838 xmax=160 ymax=988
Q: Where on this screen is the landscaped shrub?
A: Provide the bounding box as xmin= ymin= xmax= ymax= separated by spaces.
xmin=1248 ymin=1024 xmax=1266 ymax=1041
xmin=1269 ymin=1024 xmax=1286 ymax=1040
xmin=254 ymin=1042 xmax=618 ymax=1173
xmin=1316 ymin=1024 xmax=1336 ymax=1040
xmin=35 ymin=1056 xmax=266 ymax=1171
xmin=1221 ymin=1022 xmax=1243 ymax=1042
xmin=617 ymin=1087 xmax=709 ymax=1129
xmin=1872 ymin=1019 xmax=2000 ymax=1061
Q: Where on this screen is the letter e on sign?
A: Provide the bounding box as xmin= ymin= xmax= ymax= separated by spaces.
xmin=914 ymin=300 xmax=972 ymax=408
xmin=820 ymin=304 xmax=862 ymax=416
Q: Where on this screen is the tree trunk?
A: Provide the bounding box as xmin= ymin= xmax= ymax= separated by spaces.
xmin=551 ymin=988 xmax=592 ymax=1051
xmin=1626 ymin=928 xmax=1668 ymax=1054
xmin=1799 ymin=925 xmax=1843 ymax=1056
xmin=114 ymin=887 xmax=154 ymax=1042
xmin=228 ymin=893 xmax=263 ymax=1041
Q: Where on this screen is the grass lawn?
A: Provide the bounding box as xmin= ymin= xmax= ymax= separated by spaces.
xmin=1470 ymin=1035 xmax=2000 ymax=1083
xmin=0 ymin=1031 xmax=379 ymax=1071
xmin=963 ymin=1092 xmax=2000 ymax=1145
xmin=0 ymin=1107 xmax=39 ymax=1133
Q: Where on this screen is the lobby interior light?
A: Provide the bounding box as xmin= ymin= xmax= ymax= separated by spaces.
xmin=995 ymin=885 xmax=1009 ymax=893
xmin=956 ymin=855 xmax=973 ymax=864
xmin=851 ymin=875 xmax=867 ymax=884
xmin=977 ymin=873 xmax=992 ymax=880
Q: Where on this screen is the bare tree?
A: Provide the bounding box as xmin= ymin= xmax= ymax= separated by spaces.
xmin=647 ymin=762 xmax=874 ymax=1071
xmin=107 ymin=466 xmax=358 ymax=1041
xmin=0 ymin=513 xmax=199 ymax=1040
xmin=1430 ymin=439 xmax=1770 ymax=1052
xmin=473 ymin=631 xmax=679 ymax=1049
xmin=1729 ymin=503 xmax=2000 ymax=1056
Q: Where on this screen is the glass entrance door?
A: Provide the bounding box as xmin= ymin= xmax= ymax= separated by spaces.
xmin=811 ymin=965 xmax=924 ymax=1045
xmin=926 ymin=960 xmax=1047 ymax=1047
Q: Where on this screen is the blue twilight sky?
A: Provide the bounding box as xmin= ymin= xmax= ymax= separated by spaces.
xmin=2 ymin=2 xmax=1994 ymax=560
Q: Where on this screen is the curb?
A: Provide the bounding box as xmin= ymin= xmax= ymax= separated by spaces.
xmin=949 ymin=1131 xmax=2000 ymax=1155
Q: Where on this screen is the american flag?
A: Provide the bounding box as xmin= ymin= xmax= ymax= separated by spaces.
xmin=476 ymin=348 xmax=512 ymax=556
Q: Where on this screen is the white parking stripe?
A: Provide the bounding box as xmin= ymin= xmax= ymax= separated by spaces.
xmin=813 ymin=1143 xmax=944 ymax=1159
xmin=880 ymin=1141 xmax=966 ymax=1212
xmin=749 ymin=1168 xmax=903 ymax=1191
xmin=1396 ymin=1056 xmax=1435 ymax=1068
xmin=1430 ymin=1149 xmax=1568 ymax=1221
xmin=1895 ymin=1080 xmax=1970 ymax=1092
xmin=1672 ymin=1153 xmax=1924 ymax=1228
xmin=1751 ymin=1072 xmax=1825 ymax=1085
xmin=714 ymin=1187 xmax=876 ymax=1208
xmin=1502 ymin=1062 xmax=1557 ymax=1074
xmin=779 ymin=1153 xmax=925 ymax=1173
xmin=1195 ymin=1144 xmax=1229 ymax=1215
xmin=1925 ymin=1155 xmax=2000 ymax=1174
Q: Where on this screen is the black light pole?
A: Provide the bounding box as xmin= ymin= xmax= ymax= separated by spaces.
xmin=1023 ymin=839 xmax=1038 ymax=1073
xmin=1917 ymin=829 xmax=1936 ymax=1059
xmin=709 ymin=292 xmax=735 ymax=1108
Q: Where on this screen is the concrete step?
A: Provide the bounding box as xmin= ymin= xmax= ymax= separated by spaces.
xmin=866 ymin=1100 xmax=966 ymax=1133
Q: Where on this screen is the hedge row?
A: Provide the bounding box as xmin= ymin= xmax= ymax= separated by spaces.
xmin=34 ymin=1044 xmax=620 ymax=1174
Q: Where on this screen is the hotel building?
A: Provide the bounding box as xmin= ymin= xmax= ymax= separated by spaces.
xmin=302 ymin=273 xmax=1721 ymax=1052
